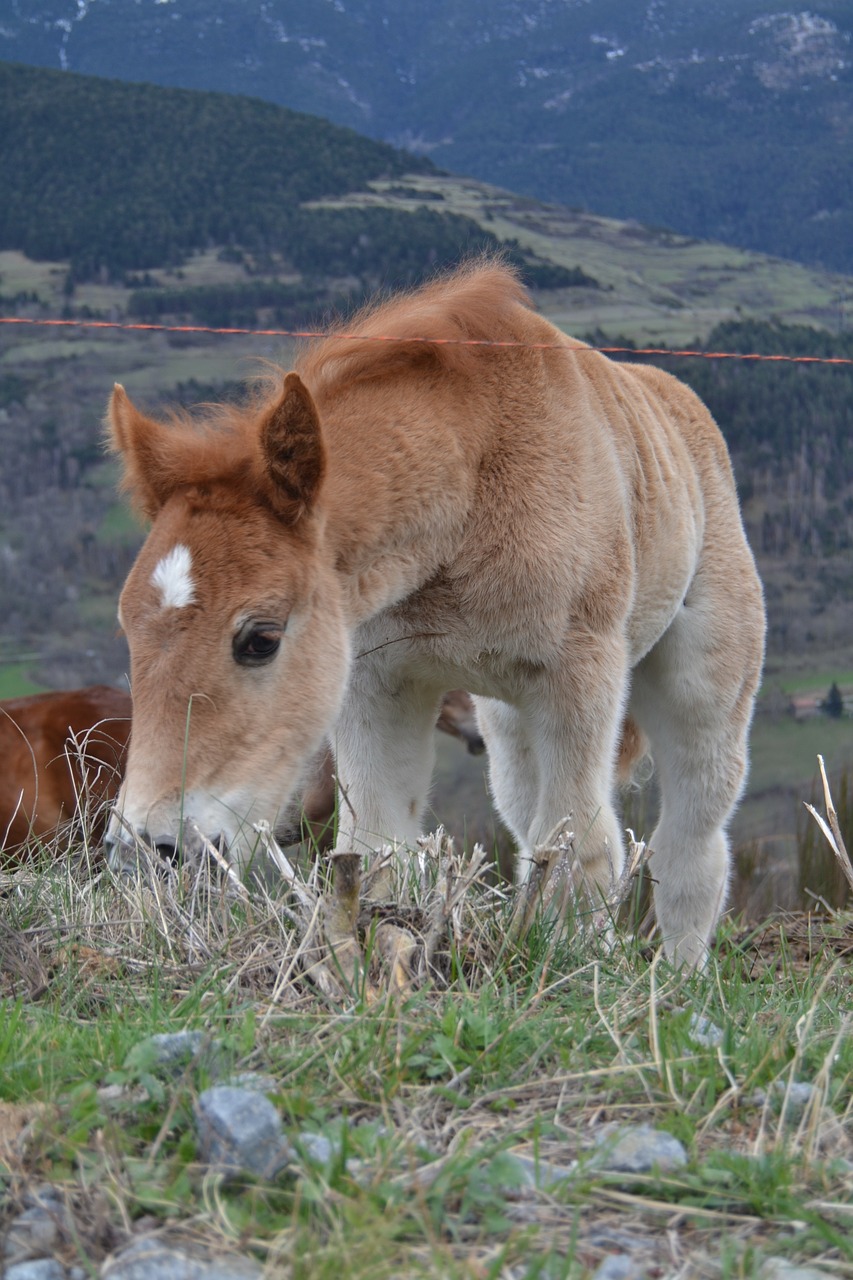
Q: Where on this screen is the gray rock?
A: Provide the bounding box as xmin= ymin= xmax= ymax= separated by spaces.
xmin=195 ymin=1086 xmax=292 ymax=1180
xmin=4 ymin=1261 xmax=68 ymax=1280
xmin=3 ymin=1205 xmax=67 ymax=1263
xmin=101 ymin=1239 xmax=263 ymax=1280
xmin=759 ymin=1260 xmax=842 ymax=1280
xmin=221 ymin=1073 xmax=278 ymax=1097
xmin=750 ymin=1081 xmax=818 ymax=1121
xmin=296 ymin=1132 xmax=338 ymax=1165
xmin=772 ymin=1081 xmax=818 ymax=1119
xmin=592 ymin=1255 xmax=647 ymax=1280
xmin=129 ymin=1031 xmax=226 ymax=1078
xmin=687 ymin=1012 xmax=724 ymax=1048
xmin=19 ymin=1188 xmax=63 ymax=1213
xmin=592 ymin=1124 xmax=688 ymax=1174
xmin=499 ymin=1153 xmax=577 ymax=1189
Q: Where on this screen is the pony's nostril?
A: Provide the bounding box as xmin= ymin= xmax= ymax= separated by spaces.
xmin=103 ymin=831 xmax=138 ymax=874
xmin=151 ymin=835 xmax=179 ymax=863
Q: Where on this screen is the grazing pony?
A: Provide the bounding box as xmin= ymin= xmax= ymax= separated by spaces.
xmin=0 ymin=684 xmax=478 ymax=860
xmin=105 ymin=260 xmax=765 ymax=967
xmin=0 ymin=685 xmax=131 ymax=859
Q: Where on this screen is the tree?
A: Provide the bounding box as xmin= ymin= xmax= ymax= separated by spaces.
xmin=823 ymin=682 xmax=844 ymax=719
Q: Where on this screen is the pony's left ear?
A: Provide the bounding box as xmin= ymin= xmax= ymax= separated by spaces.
xmin=106 ymin=384 xmax=176 ymax=519
xmin=261 ymin=373 xmax=326 ymax=524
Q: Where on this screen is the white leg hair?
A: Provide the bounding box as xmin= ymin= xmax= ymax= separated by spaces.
xmin=478 ymin=635 xmax=630 ymax=900
xmin=331 ymin=665 xmax=442 ymax=858
xmin=472 ymin=697 xmax=540 ymax=882
xmin=630 ymin=583 xmax=762 ymax=967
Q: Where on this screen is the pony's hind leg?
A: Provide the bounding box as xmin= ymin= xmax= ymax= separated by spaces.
xmin=630 ymin=570 xmax=764 ymax=968
xmin=481 ymin=636 xmax=630 ymax=907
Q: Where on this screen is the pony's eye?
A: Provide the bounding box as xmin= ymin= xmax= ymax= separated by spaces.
xmin=233 ymin=621 xmax=284 ymax=666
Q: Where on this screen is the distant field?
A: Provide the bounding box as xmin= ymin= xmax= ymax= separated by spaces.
xmin=774 ymin=671 xmax=853 ymax=696
xmin=746 ymin=714 xmax=853 ymax=798
xmin=329 ymin=176 xmax=853 ymax=345
xmin=5 ymin=173 xmax=852 ymax=350
xmin=0 ymin=664 xmax=46 ymax=699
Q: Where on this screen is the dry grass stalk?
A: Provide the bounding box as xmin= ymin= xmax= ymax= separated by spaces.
xmin=510 ymin=816 xmax=651 ymax=943
xmin=249 ymin=825 xmax=500 ymax=1000
xmin=2 ymin=796 xmax=650 ymax=1010
xmin=803 ymin=754 xmax=853 ymax=897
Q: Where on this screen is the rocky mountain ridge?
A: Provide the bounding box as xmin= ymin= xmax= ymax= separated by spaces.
xmin=2 ymin=1 xmax=852 ymax=271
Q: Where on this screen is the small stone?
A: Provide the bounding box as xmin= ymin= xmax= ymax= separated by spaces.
xmin=773 ymin=1081 xmax=817 ymax=1118
xmin=296 ymin=1132 xmax=337 ymax=1165
xmin=500 ymin=1153 xmax=577 ymax=1189
xmin=196 ymin=1086 xmax=292 ymax=1180
xmin=750 ymin=1081 xmax=818 ymax=1121
xmin=3 ymin=1205 xmax=66 ymax=1262
xmin=592 ymin=1255 xmax=647 ymax=1280
xmin=592 ymin=1124 xmax=688 ymax=1174
xmin=19 ymin=1186 xmax=63 ymax=1212
xmin=128 ymin=1031 xmax=226 ymax=1078
xmin=222 ymin=1072 xmax=278 ymax=1097
xmin=687 ymin=1012 xmax=724 ymax=1047
xmin=101 ymin=1239 xmax=264 ymax=1280
xmin=4 ymin=1261 xmax=68 ymax=1280
xmin=759 ymin=1259 xmax=841 ymax=1280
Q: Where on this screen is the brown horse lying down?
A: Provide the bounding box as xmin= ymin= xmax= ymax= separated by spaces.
xmin=0 ymin=684 xmax=483 ymax=859
xmin=0 ymin=685 xmax=131 ymax=859
xmin=106 ymin=260 xmax=765 ymax=967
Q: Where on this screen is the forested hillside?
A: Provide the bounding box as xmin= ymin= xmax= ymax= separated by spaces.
xmin=639 ymin=323 xmax=853 ymax=656
xmin=0 ymin=61 xmax=423 ymax=277
xmin=0 ymin=62 xmax=584 ymax=295
xmin=2 ymin=1 xmax=852 ymax=274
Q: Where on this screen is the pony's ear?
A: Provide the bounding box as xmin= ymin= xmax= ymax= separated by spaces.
xmin=261 ymin=373 xmax=326 ymax=524
xmin=106 ymin=384 xmax=176 ymax=519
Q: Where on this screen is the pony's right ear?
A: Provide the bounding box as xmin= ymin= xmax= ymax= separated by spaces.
xmin=260 ymin=373 xmax=326 ymax=524
xmin=106 ymin=384 xmax=175 ymax=519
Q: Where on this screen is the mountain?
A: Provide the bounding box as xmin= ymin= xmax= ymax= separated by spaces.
xmin=2 ymin=1 xmax=852 ymax=273
xmin=0 ymin=61 xmax=588 ymax=291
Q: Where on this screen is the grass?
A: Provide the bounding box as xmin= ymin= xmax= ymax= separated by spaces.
xmin=773 ymin=671 xmax=853 ymax=696
xmin=1 ymin=825 xmax=852 ymax=1278
xmin=745 ymin=717 xmax=853 ymax=799
xmin=96 ymin=501 xmax=146 ymax=548
xmin=0 ymin=664 xmax=45 ymax=698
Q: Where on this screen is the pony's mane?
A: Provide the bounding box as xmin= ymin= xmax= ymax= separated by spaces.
xmin=296 ymin=258 xmax=532 ymax=393
xmin=112 ymin=261 xmax=533 ymax=511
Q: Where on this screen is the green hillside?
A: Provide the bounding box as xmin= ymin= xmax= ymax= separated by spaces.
xmin=0 ymin=61 xmax=587 ymax=294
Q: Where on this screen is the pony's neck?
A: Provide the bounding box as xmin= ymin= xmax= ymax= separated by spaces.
xmin=317 ymin=391 xmax=477 ymax=624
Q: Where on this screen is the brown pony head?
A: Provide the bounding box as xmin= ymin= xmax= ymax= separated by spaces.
xmin=105 ymin=374 xmax=350 ymax=868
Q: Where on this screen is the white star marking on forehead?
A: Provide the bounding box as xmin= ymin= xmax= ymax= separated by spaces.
xmin=151 ymin=544 xmax=197 ymax=609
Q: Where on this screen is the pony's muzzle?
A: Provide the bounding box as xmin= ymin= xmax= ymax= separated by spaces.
xmin=103 ymin=821 xmax=217 ymax=873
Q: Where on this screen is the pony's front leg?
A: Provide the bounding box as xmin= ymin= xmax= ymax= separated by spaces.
xmin=330 ymin=673 xmax=442 ymax=888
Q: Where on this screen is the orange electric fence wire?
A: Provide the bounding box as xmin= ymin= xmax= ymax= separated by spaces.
xmin=1 ymin=313 xmax=852 ymax=364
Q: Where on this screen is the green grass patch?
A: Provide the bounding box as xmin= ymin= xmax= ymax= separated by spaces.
xmin=0 ymin=837 xmax=851 ymax=1277
xmin=773 ymin=671 xmax=853 ymax=696
xmin=97 ymin=500 xmax=145 ymax=547
xmin=0 ymin=662 xmax=46 ymax=698
xmin=747 ymin=715 xmax=853 ymax=797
